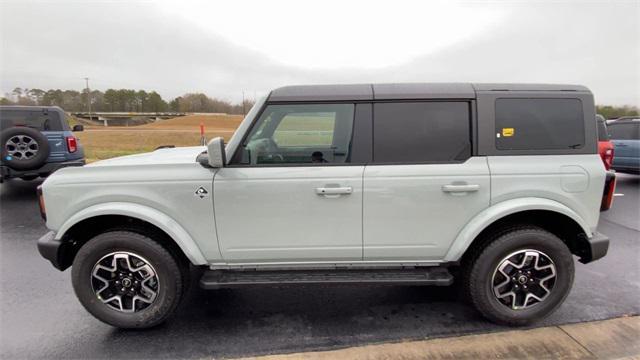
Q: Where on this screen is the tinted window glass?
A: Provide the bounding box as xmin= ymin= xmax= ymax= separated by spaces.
xmin=0 ymin=109 xmax=62 ymax=131
xmin=596 ymin=117 xmax=609 ymax=141
xmin=495 ymin=98 xmax=584 ymax=150
xmin=373 ymin=102 xmax=470 ymax=163
xmin=236 ymin=103 xmax=354 ymax=165
xmin=608 ymin=122 xmax=640 ymax=140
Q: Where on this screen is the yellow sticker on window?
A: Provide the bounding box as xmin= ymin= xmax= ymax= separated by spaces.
xmin=502 ymin=128 xmax=514 ymax=137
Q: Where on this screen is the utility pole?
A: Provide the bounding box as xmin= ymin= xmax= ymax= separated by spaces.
xmin=83 ymin=77 xmax=97 ymax=125
xmin=242 ymin=91 xmax=246 ymax=116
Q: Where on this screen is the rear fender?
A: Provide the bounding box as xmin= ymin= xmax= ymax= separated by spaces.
xmin=443 ymin=197 xmax=592 ymax=262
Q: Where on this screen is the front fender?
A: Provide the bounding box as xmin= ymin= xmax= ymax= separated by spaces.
xmin=56 ymin=202 xmax=208 ymax=265
xmin=443 ymin=197 xmax=592 ymax=262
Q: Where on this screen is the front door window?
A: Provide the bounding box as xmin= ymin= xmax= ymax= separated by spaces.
xmin=233 ymin=103 xmax=355 ymax=165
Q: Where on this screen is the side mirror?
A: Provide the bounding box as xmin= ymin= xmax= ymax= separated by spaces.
xmin=72 ymin=124 xmax=84 ymax=132
xmin=206 ymin=137 xmax=226 ymax=168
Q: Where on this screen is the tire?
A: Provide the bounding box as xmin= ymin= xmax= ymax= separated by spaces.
xmin=1 ymin=127 xmax=50 ymax=170
xmin=463 ymin=226 xmax=574 ymax=326
xmin=71 ymin=231 xmax=185 ymax=329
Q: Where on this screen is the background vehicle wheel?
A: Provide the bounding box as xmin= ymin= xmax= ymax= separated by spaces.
xmin=1 ymin=127 xmax=50 ymax=170
xmin=463 ymin=226 xmax=574 ymax=326
xmin=71 ymin=231 xmax=185 ymax=329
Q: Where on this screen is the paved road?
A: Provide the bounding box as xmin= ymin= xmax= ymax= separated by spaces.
xmin=1 ymin=174 xmax=638 ymax=359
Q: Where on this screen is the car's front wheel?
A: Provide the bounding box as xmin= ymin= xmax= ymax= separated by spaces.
xmin=71 ymin=231 xmax=185 ymax=329
xmin=463 ymin=226 xmax=575 ymax=326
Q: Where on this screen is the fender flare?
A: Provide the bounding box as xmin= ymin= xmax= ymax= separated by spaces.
xmin=56 ymin=202 xmax=208 ymax=265
xmin=443 ymin=197 xmax=592 ymax=262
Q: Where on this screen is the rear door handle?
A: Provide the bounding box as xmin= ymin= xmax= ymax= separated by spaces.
xmin=316 ymin=187 xmax=353 ymax=196
xmin=442 ymin=184 xmax=480 ymax=193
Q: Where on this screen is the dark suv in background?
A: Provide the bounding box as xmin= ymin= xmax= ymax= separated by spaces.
xmin=0 ymin=106 xmax=85 ymax=182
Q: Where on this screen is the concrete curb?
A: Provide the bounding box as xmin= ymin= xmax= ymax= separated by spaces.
xmin=240 ymin=316 xmax=640 ymax=360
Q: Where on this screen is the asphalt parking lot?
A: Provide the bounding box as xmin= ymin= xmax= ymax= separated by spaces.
xmin=1 ymin=174 xmax=639 ymax=359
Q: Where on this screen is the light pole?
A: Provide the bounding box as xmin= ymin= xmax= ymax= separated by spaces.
xmin=242 ymin=91 xmax=246 ymax=116
xmin=83 ymin=77 xmax=95 ymax=124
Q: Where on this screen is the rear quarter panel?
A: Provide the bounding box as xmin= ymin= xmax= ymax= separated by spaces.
xmin=488 ymin=154 xmax=605 ymax=234
xmin=42 ymin=130 xmax=84 ymax=162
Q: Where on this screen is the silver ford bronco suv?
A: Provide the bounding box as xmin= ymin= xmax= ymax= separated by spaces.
xmin=37 ymin=83 xmax=616 ymax=329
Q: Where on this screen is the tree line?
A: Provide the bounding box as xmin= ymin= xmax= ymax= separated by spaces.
xmin=2 ymin=87 xmax=637 ymax=118
xmin=595 ymin=105 xmax=639 ymax=119
xmin=1 ymin=87 xmax=255 ymax=115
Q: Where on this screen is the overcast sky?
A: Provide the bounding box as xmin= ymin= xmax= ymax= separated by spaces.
xmin=1 ymin=0 xmax=638 ymax=105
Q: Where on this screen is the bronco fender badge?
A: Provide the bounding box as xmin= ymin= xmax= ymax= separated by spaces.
xmin=194 ymin=186 xmax=209 ymax=199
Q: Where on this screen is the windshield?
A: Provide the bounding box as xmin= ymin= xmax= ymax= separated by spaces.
xmin=224 ymin=96 xmax=267 ymax=160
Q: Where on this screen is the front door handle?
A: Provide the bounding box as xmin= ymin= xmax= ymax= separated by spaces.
xmin=316 ymin=187 xmax=353 ymax=196
xmin=442 ymin=184 xmax=480 ymax=193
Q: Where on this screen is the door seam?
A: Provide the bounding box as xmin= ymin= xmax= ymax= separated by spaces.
xmin=361 ymin=165 xmax=366 ymax=260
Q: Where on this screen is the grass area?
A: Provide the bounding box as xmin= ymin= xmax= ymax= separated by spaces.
xmin=76 ymin=114 xmax=243 ymax=162
xmin=77 ymin=130 xmax=233 ymax=163
xmin=75 ymin=114 xmax=340 ymax=163
xmin=141 ymin=114 xmax=243 ymax=130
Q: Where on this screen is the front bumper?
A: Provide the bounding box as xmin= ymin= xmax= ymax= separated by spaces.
xmin=580 ymin=231 xmax=609 ymax=264
xmin=37 ymin=231 xmax=67 ymax=271
xmin=1 ymin=158 xmax=85 ymax=181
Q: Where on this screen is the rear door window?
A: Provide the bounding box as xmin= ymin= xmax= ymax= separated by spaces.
xmin=0 ymin=109 xmax=63 ymax=131
xmin=495 ymin=98 xmax=584 ymax=150
xmin=608 ymin=122 xmax=640 ymax=140
xmin=372 ymin=102 xmax=471 ymax=163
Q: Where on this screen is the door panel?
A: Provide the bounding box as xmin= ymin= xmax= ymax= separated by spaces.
xmin=363 ymin=157 xmax=490 ymax=260
xmin=609 ymin=122 xmax=640 ymax=169
xmin=214 ymin=166 xmax=364 ymax=263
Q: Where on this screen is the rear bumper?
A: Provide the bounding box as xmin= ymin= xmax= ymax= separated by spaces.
xmin=37 ymin=231 xmax=67 ymax=271
xmin=611 ymin=165 xmax=640 ymax=174
xmin=580 ymin=232 xmax=609 ymax=264
xmin=0 ymin=158 xmax=85 ymax=181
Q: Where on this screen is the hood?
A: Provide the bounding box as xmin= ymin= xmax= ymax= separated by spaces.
xmin=87 ymin=146 xmax=206 ymax=167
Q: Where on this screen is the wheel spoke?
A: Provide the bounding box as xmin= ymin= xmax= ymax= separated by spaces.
xmin=91 ymin=252 xmax=159 ymax=313
xmin=5 ymin=135 xmax=38 ymax=160
xmin=491 ymin=249 xmax=557 ymax=310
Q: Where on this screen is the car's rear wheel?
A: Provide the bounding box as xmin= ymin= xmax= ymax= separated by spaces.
xmin=71 ymin=231 xmax=185 ymax=329
xmin=463 ymin=226 xmax=574 ymax=326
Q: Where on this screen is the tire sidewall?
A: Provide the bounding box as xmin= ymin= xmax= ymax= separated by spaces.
xmin=470 ymin=229 xmax=575 ymax=324
xmin=1 ymin=127 xmax=50 ymax=170
xmin=71 ymin=232 xmax=182 ymax=328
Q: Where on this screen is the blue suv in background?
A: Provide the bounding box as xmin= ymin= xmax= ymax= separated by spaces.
xmin=607 ymin=117 xmax=640 ymax=174
xmin=0 ymin=106 xmax=85 ymax=182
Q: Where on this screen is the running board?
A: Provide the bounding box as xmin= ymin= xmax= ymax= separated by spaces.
xmin=199 ymin=268 xmax=453 ymax=289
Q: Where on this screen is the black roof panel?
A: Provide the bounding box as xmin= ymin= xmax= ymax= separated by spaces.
xmin=373 ymin=83 xmax=475 ymax=99
xmin=269 ymin=84 xmax=373 ymax=102
xmin=268 ymin=83 xmax=591 ymax=102
xmin=472 ymin=83 xmax=589 ymax=92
